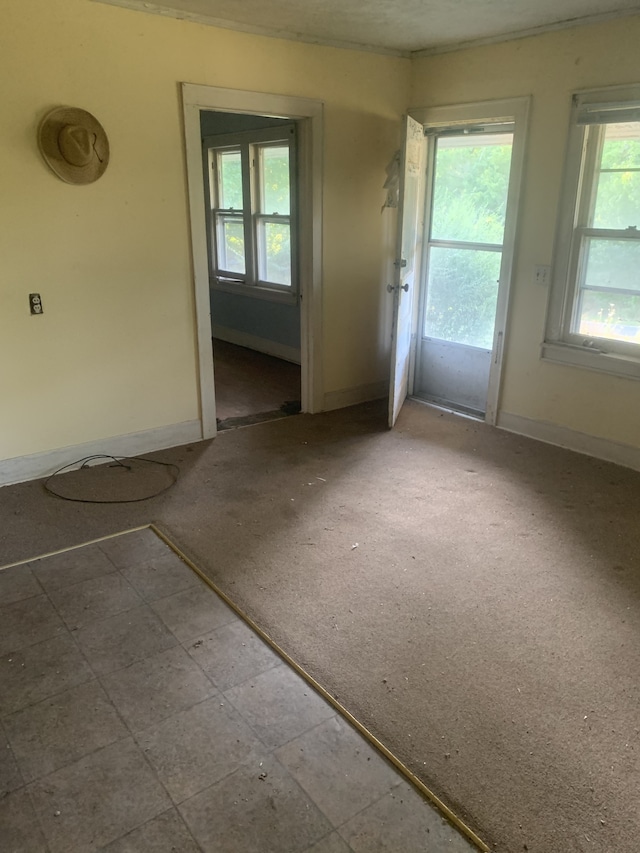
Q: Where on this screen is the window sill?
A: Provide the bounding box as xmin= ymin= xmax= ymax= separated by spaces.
xmin=210 ymin=278 xmax=298 ymax=305
xmin=541 ymin=341 xmax=640 ymax=380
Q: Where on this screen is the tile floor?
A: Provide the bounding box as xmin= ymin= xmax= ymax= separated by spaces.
xmin=0 ymin=527 xmax=477 ymax=853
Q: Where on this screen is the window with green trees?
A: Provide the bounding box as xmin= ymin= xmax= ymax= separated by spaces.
xmin=546 ymin=87 xmax=640 ymax=373
xmin=572 ymin=121 xmax=640 ymax=344
xmin=206 ymin=127 xmax=295 ymax=292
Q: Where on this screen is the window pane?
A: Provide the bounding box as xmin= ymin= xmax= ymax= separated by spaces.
xmin=600 ymin=122 xmax=640 ymax=169
xmin=216 ymin=216 xmax=245 ymax=274
xmin=431 ymin=133 xmax=513 ymax=244
xmin=593 ymin=122 xmax=640 ymax=229
xmin=261 ymin=221 xmax=291 ymax=285
xmin=582 ymin=238 xmax=640 ymax=293
xmin=260 ymin=146 xmax=290 ymax=215
xmin=424 ymin=246 xmax=501 ymax=348
xmin=578 ymin=291 xmax=640 ymax=343
xmin=577 ymin=238 xmax=640 ymax=342
xmin=218 ymin=150 xmax=243 ymax=210
xmin=592 ymin=172 xmax=640 ymax=229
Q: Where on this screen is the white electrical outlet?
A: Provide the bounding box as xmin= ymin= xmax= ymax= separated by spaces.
xmin=534 ymin=265 xmax=550 ymax=286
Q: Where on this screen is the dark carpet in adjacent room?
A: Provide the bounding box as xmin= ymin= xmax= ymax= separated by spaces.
xmin=212 ymin=338 xmax=300 ymax=424
xmin=1 ymin=399 xmax=639 ymax=853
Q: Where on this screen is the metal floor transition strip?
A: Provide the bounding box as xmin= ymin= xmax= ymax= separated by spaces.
xmin=0 ymin=524 xmax=487 ymax=853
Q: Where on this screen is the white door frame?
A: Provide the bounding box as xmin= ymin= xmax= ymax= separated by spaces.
xmin=181 ymin=83 xmax=324 ymax=439
xmin=409 ymin=96 xmax=530 ymax=425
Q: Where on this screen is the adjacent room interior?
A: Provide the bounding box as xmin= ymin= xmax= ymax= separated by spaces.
xmin=3 ymin=1 xmax=640 ymax=852
xmin=201 ymin=109 xmax=302 ymax=428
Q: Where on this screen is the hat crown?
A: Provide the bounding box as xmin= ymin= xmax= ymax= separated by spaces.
xmin=58 ymin=124 xmax=94 ymax=168
xmin=39 ymin=106 xmax=109 ymax=184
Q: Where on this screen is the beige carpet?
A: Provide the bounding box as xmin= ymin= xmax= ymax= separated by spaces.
xmin=2 ymin=399 xmax=639 ymax=853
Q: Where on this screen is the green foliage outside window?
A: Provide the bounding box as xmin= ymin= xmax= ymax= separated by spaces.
xmin=425 ymin=138 xmax=512 ymax=347
xmin=214 ymin=144 xmax=292 ymax=286
xmin=579 ymin=126 xmax=640 ymax=342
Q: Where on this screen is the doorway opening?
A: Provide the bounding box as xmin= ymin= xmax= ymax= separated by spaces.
xmin=181 ymin=83 xmax=323 ymax=441
xmin=201 ymin=110 xmax=301 ymax=430
xmin=415 ymin=125 xmax=515 ymax=418
xmin=387 ymin=98 xmax=529 ymax=428
xmin=212 ymin=340 xmax=301 ymax=429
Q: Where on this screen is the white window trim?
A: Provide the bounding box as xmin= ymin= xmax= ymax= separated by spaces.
xmin=544 ymin=83 xmax=640 ymax=379
xmin=203 ymin=125 xmax=298 ymax=304
xmin=181 ymin=83 xmax=325 ymax=436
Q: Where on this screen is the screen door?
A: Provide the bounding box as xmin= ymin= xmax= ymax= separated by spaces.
xmin=414 ymin=127 xmax=514 ymax=417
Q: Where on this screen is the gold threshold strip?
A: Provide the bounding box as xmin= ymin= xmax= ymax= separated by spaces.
xmin=1 ymin=523 xmax=490 ymax=853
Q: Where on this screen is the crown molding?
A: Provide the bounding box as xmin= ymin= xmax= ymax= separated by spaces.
xmin=91 ymin=0 xmax=411 ymax=58
xmin=411 ymin=8 xmax=640 ymax=58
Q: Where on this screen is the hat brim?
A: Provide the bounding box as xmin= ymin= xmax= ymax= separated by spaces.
xmin=38 ymin=107 xmax=109 ymax=185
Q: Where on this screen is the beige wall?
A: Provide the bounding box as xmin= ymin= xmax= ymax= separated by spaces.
xmin=411 ymin=18 xmax=640 ymax=449
xmin=0 ymin=0 xmax=409 ymax=464
xmin=4 ymin=1 xmax=640 ymax=474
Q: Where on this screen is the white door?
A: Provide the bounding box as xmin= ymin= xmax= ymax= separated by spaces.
xmin=388 ymin=115 xmax=426 ymax=427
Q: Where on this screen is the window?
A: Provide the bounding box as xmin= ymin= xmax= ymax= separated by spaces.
xmin=204 ymin=126 xmax=296 ymax=297
xmin=545 ymin=85 xmax=640 ymax=377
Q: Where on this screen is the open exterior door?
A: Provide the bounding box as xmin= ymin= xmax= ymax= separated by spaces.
xmin=388 ymin=114 xmax=426 ymax=427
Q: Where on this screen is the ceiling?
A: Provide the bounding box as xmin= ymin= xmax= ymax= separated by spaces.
xmin=98 ymin=0 xmax=640 ymax=55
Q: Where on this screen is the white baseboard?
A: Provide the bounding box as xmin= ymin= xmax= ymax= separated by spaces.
xmin=496 ymin=411 xmax=640 ymax=472
xmin=323 ymin=381 xmax=388 ymax=412
xmin=0 ymin=420 xmax=202 ymax=488
xmin=213 ymin=326 xmax=301 ymax=365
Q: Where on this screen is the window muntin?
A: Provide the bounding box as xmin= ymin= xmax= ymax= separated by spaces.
xmin=547 ymin=89 xmax=640 ymax=370
xmin=206 ymin=128 xmax=295 ymax=294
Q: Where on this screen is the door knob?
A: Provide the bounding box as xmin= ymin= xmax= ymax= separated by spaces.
xmin=387 ymin=283 xmax=410 ymax=293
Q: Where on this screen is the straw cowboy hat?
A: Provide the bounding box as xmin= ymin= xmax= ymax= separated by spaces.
xmin=38 ymin=107 xmax=109 ymax=184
